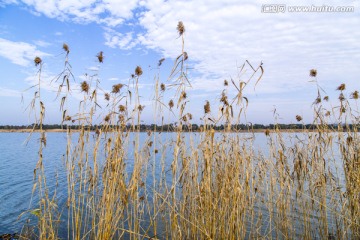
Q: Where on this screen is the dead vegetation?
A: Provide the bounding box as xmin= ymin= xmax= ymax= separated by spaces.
xmin=22 ymin=22 xmax=359 ymax=240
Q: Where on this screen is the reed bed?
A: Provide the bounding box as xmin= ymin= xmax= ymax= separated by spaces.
xmin=21 ymin=22 xmax=359 ymax=239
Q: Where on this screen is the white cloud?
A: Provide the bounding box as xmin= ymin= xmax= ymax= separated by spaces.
xmin=2 ymin=0 xmax=359 ymax=123
xmin=134 ymin=0 xmax=360 ymax=95
xmin=55 ymin=31 xmax=63 ymax=36
xmin=0 ymin=87 xmax=21 ymax=97
xmin=99 ymin=17 xmax=124 ymax=27
xmin=102 ymin=0 xmax=138 ymax=18
xmin=87 ymin=66 xmax=100 ymax=71
xmin=0 ymin=0 xmax=18 ymax=7
xmin=78 ymin=75 xmax=87 ymax=81
xmin=104 ymin=28 xmax=138 ymax=49
xmin=17 ymin=0 xmax=140 ymax=27
xmin=108 ymin=77 xmax=119 ymax=81
xmin=34 ymin=40 xmax=51 ymax=47
xmin=9 ymin=0 xmax=359 ymax=95
xmin=0 ymin=38 xmax=51 ymax=66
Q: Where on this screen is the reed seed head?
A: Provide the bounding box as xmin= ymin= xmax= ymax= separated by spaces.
xmin=104 ymin=93 xmax=110 ymax=101
xmin=265 ymin=129 xmax=270 ymax=136
xmin=34 ymin=56 xmax=42 ymax=66
xmin=160 ymin=83 xmax=166 ymax=92
xmin=224 ymin=80 xmax=228 ymax=86
xmin=347 ymin=136 xmax=353 ymax=144
xmin=182 ymin=115 xmax=187 ymax=122
xmin=158 ymin=58 xmax=165 ymax=66
xmin=314 ymin=97 xmax=321 ymax=105
xmin=183 ymin=52 xmax=188 ymax=61
xmin=112 ymin=84 xmax=123 ymax=93
xmin=309 ymin=69 xmax=317 ymax=77
xmin=339 ymin=93 xmax=345 ymax=101
xmin=325 ymin=111 xmax=331 ymax=117
xmin=135 ymin=66 xmax=143 ymax=76
xmin=323 ymin=96 xmax=329 ymax=101
xmin=119 ymin=114 xmax=125 ymax=122
xmin=169 ymin=99 xmax=174 ymax=109
xmin=296 ymin=115 xmax=302 ymax=122
xmin=138 ymin=105 xmax=144 ymax=111
xmin=97 ymin=51 xmax=104 ymax=63
xmin=220 ymin=92 xmax=229 ymax=105
xmin=187 ymin=113 xmax=192 ymax=120
xmin=119 ymin=105 xmax=126 ymax=112
xmin=104 ymin=114 xmax=110 ymax=122
xmin=181 ymin=91 xmax=187 ymax=99
xmin=177 ymin=21 xmax=185 ymax=36
xmin=81 ymin=81 xmax=89 ymax=93
xmin=337 ymin=83 xmax=346 ymax=91
xmin=62 ymin=43 xmax=69 ymax=54
xmin=65 ymin=116 xmax=71 ymax=121
xmin=204 ymin=101 xmax=210 ymax=114
xmin=351 ymin=90 xmax=359 ymax=99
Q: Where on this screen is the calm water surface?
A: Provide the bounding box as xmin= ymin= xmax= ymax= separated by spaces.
xmin=0 ymin=132 xmax=345 ymax=236
xmin=0 ymin=133 xmax=68 ymax=233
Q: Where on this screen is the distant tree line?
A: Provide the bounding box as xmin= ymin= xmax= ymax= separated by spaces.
xmin=0 ymin=123 xmax=358 ymax=131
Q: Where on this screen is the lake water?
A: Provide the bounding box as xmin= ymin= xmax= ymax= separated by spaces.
xmin=0 ymin=131 xmax=350 ymax=238
xmin=0 ymin=132 xmax=69 ymax=234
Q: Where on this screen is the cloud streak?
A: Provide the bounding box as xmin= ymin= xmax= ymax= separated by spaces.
xmin=17 ymin=0 xmax=140 ymax=26
xmin=10 ymin=1 xmax=359 ymax=95
xmin=0 ymin=87 xmax=22 ymax=97
xmin=104 ymin=28 xmax=138 ymax=50
xmin=0 ymin=38 xmax=51 ymax=66
xmin=135 ymin=0 xmax=360 ymax=94
xmin=1 ymin=0 xmax=359 ymax=124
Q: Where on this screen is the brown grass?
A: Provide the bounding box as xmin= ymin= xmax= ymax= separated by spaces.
xmin=21 ymin=22 xmax=360 ymax=240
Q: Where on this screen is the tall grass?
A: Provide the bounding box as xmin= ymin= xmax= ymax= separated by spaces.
xmin=22 ymin=22 xmax=359 ymax=239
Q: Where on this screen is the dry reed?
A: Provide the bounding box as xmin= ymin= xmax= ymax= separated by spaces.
xmin=22 ymin=22 xmax=360 ymax=240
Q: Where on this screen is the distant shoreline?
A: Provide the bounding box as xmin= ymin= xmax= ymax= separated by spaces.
xmin=0 ymin=128 xmax=356 ymax=133
xmin=0 ymin=129 xmax=70 ymax=133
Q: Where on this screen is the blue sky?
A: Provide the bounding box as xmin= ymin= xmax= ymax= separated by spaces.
xmin=0 ymin=0 xmax=359 ymax=125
